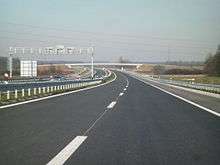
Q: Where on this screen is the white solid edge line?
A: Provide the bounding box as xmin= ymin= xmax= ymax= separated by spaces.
xmin=107 ymin=101 xmax=117 ymax=109
xmin=47 ymin=136 xmax=87 ymax=165
xmin=131 ymin=74 xmax=220 ymax=117
xmin=0 ymin=72 xmax=117 ymax=109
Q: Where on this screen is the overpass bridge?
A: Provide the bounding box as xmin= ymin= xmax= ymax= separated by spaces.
xmin=65 ymin=63 xmax=143 ymax=69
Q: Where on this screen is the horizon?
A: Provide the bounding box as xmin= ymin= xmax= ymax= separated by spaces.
xmin=0 ymin=0 xmax=220 ymax=62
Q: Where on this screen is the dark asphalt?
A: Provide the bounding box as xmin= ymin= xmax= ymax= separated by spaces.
xmin=0 ymin=71 xmax=219 ymax=165
xmin=130 ymin=73 xmax=220 ymax=113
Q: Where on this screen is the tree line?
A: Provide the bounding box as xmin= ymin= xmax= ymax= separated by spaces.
xmin=152 ymin=45 xmax=220 ymax=76
xmin=204 ymin=45 xmax=220 ymax=76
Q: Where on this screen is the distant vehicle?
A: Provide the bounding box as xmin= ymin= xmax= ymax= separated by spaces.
xmin=53 ymin=75 xmax=67 ymax=81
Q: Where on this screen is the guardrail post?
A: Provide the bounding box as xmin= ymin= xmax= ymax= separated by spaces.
xmin=43 ymin=87 xmax=46 ymax=93
xmin=47 ymin=86 xmax=50 ymax=93
xmin=51 ymin=86 xmax=53 ymax=92
xmin=15 ymin=90 xmax=18 ymax=99
xmin=0 ymin=91 xmax=1 ymax=101
xmin=54 ymin=86 xmax=57 ymax=91
xmin=7 ymin=91 xmax=10 ymax=100
xmin=34 ymin=88 xmax=36 ymax=95
xmin=28 ymin=88 xmax=31 ymax=96
xmin=38 ymin=87 xmax=41 ymax=94
xmin=22 ymin=89 xmax=25 ymax=97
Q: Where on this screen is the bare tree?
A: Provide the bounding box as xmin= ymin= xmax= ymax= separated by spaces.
xmin=204 ymin=45 xmax=220 ymax=76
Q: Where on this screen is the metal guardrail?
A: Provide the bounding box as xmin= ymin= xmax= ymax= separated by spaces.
xmin=0 ymin=70 xmax=114 ymax=103
xmin=140 ymin=74 xmax=220 ymax=93
xmin=0 ymin=79 xmax=102 ymax=103
xmin=124 ymin=71 xmax=220 ymax=94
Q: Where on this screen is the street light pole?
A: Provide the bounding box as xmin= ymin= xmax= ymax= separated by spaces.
xmin=9 ymin=52 xmax=13 ymax=78
xmin=91 ymin=51 xmax=94 ymax=79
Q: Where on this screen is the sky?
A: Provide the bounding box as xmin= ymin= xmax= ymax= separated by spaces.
xmin=0 ymin=0 xmax=220 ymax=62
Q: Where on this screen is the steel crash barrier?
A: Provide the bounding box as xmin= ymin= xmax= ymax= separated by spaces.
xmin=126 ymin=71 xmax=220 ymax=94
xmin=0 ymin=79 xmax=102 ymax=103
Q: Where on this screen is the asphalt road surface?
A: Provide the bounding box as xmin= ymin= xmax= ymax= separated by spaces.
xmin=0 ymin=71 xmax=219 ymax=165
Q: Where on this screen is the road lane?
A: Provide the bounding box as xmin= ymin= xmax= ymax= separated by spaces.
xmin=127 ymin=72 xmax=220 ymax=114
xmin=0 ymin=71 xmax=127 ymax=165
xmin=66 ymin=72 xmax=220 ymax=165
xmin=0 ymin=71 xmax=219 ymax=165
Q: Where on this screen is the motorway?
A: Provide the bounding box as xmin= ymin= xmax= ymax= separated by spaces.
xmin=0 ymin=79 xmax=101 ymax=92
xmin=0 ymin=71 xmax=219 ymax=165
xmin=0 ymin=69 xmax=105 ymax=92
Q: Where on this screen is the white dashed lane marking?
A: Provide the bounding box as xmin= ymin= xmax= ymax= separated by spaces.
xmin=107 ymin=101 xmax=117 ymax=109
xmin=46 ymin=73 xmax=130 ymax=165
xmin=119 ymin=93 xmax=124 ymax=96
xmin=47 ymin=136 xmax=87 ymax=165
